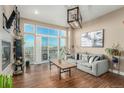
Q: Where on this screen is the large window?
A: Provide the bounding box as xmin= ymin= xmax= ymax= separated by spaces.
xmin=60 ymin=38 xmax=66 ymax=47
xmin=24 ymin=24 xmax=34 ymax=33
xmin=49 ymin=29 xmax=58 ymax=36
xmin=60 ymin=30 xmax=66 ymax=37
xmin=24 ymin=34 xmax=35 ymax=63
xmin=49 ymin=37 xmax=58 ymax=59
xmin=24 ymin=23 xmax=67 ymax=63
xmin=36 ymin=26 xmax=58 ymax=36
xmin=59 ymin=38 xmax=66 ymax=59
xmin=41 ymin=37 xmax=48 ymax=61
xmin=37 ymin=26 xmax=49 ymax=35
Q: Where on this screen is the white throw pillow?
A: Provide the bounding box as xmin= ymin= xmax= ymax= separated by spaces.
xmin=82 ymin=54 xmax=89 ymax=62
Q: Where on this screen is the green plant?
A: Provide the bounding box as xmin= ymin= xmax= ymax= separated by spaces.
xmin=0 ymin=74 xmax=13 ymax=88
xmin=105 ymin=43 xmax=121 ymax=56
xmin=105 ymin=48 xmax=121 ymax=56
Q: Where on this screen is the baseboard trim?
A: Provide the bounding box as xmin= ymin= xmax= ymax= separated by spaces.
xmin=109 ymin=69 xmax=124 ymax=76
xmin=33 ymin=61 xmax=49 ymax=64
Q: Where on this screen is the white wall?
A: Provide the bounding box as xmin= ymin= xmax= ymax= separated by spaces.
xmin=0 ymin=5 xmax=14 ymax=75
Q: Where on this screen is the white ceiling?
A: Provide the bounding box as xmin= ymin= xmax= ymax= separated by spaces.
xmin=18 ymin=5 xmax=124 ymax=27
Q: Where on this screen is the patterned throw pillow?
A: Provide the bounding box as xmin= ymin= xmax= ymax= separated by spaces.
xmin=88 ymin=56 xmax=92 ymax=62
xmin=88 ymin=56 xmax=95 ymax=64
xmin=88 ymin=56 xmax=100 ymax=64
xmin=94 ymin=56 xmax=100 ymax=61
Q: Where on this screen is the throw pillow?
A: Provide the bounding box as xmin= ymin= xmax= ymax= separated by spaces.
xmin=79 ymin=54 xmax=82 ymax=60
xmin=88 ymin=56 xmax=92 ymax=62
xmin=88 ymin=56 xmax=95 ymax=64
xmin=88 ymin=56 xmax=100 ymax=64
xmin=93 ymin=56 xmax=100 ymax=62
xmin=76 ymin=53 xmax=85 ymax=60
xmin=82 ymin=54 xmax=89 ymax=62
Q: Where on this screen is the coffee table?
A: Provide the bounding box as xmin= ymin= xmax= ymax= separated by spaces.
xmin=50 ymin=59 xmax=76 ymax=80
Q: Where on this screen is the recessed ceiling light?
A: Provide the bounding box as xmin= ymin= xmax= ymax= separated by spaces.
xmin=34 ymin=10 xmax=39 ymax=15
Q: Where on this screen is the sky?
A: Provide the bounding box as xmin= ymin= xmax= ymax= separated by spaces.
xmin=24 ymin=24 xmax=66 ymax=47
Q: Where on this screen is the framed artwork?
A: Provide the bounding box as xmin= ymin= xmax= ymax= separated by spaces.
xmin=3 ymin=13 xmax=8 ymax=31
xmin=81 ymin=29 xmax=104 ymax=47
xmin=2 ymin=5 xmax=13 ymax=32
xmin=2 ymin=6 xmax=20 ymax=34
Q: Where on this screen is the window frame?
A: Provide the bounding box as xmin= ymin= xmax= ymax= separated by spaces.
xmin=23 ymin=23 xmax=67 ymax=62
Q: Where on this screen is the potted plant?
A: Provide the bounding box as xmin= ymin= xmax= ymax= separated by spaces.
xmin=105 ymin=43 xmax=121 ymax=64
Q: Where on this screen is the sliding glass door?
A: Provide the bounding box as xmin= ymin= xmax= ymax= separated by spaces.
xmin=24 ymin=23 xmax=67 ymax=64
xmin=59 ymin=38 xmax=66 ymax=59
xmin=49 ymin=37 xmax=58 ymax=59
xmin=41 ymin=37 xmax=48 ymax=61
xmin=24 ymin=34 xmax=35 ymax=64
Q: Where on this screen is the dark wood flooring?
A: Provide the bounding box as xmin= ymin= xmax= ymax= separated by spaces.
xmin=13 ymin=63 xmax=124 ymax=88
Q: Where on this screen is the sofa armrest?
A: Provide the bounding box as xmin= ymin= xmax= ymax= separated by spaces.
xmin=92 ymin=59 xmax=109 ymax=76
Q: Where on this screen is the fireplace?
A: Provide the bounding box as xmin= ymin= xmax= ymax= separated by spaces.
xmin=2 ymin=41 xmax=11 ymax=70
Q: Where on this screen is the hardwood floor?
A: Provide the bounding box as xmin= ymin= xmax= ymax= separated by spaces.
xmin=13 ymin=63 xmax=124 ymax=88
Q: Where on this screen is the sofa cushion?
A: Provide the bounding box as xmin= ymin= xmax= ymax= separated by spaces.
xmin=77 ymin=60 xmax=84 ymax=64
xmin=81 ymin=62 xmax=92 ymax=68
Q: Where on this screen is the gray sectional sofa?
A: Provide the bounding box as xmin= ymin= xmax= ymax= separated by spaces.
xmin=67 ymin=53 xmax=109 ymax=76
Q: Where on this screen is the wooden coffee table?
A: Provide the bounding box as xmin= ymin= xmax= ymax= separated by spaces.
xmin=50 ymin=59 xmax=76 ymax=80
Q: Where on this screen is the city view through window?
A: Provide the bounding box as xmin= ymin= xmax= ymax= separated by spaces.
xmin=24 ymin=24 xmax=66 ymax=64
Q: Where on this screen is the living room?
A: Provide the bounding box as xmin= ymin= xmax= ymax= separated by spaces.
xmin=0 ymin=2 xmax=124 ymax=90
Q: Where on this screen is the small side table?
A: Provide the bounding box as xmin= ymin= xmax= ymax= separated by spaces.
xmin=111 ymin=57 xmax=120 ymax=74
xmin=13 ymin=62 xmax=24 ymax=75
